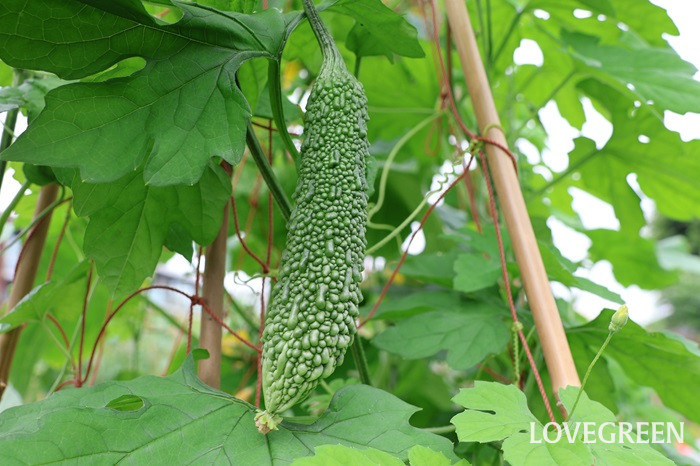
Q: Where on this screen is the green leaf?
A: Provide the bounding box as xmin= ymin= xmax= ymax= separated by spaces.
xmin=657 ymin=235 xmax=700 ymax=274
xmin=363 ymin=290 xmax=461 ymax=320
xmin=373 ymin=305 xmax=509 ymax=370
xmin=193 ymin=0 xmax=257 ymax=13
xmin=452 ymin=382 xmax=670 ymax=466
xmin=0 ymin=60 xmax=12 ymax=86
xmin=56 ymin=164 xmax=231 ymax=296
xmin=501 ymin=432 xmax=592 ymax=466
xmin=0 ymin=355 xmax=457 ymax=463
xmin=361 ymin=51 xmax=440 ymax=142
xmin=567 ymin=137 xmax=646 ymax=238
xmin=408 ymin=445 xmax=470 ymax=466
xmin=104 ymin=394 xmax=145 ymax=412
xmin=22 ymin=164 xmax=56 ymax=186
xmin=451 ymin=382 xmax=539 ymax=443
xmin=0 ymin=0 xmax=286 ymax=185
xmin=559 ymin=387 xmax=674 ymax=465
xmin=453 ymin=253 xmax=501 ymax=293
xmin=292 ymin=445 xmax=404 ymax=466
xmin=567 ymin=310 xmax=700 ymax=424
xmin=0 ymin=86 xmax=22 ymax=113
xmin=292 ymin=444 xmax=468 ymax=466
xmin=326 ymin=0 xmax=424 ymax=60
xmin=564 ymin=31 xmax=700 ymax=114
xmin=539 ymin=240 xmax=623 ymax=303
xmin=400 ymin=251 xmax=459 ymax=288
xmin=605 ymin=0 xmax=677 ymax=46
xmin=585 ymin=80 xmax=700 ymax=222
xmin=587 ymin=229 xmax=676 ymax=289
xmin=0 ymin=261 xmax=91 ymax=332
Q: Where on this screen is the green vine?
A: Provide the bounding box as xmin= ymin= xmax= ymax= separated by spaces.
xmin=245 ymin=122 xmax=292 ymax=221
xmin=267 ymin=61 xmax=300 ymax=162
xmin=568 ymin=305 xmax=629 ymax=420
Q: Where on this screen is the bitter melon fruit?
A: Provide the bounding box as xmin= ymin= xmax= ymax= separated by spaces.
xmin=255 ymin=0 xmax=369 ymax=433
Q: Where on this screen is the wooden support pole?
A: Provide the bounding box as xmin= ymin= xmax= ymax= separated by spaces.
xmin=444 ymin=0 xmax=580 ymax=401
xmin=0 ymin=183 xmax=59 ymax=399
xmin=197 ymin=205 xmax=229 ymax=389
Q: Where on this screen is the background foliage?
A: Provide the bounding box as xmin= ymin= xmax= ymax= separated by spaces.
xmin=0 ymin=0 xmax=698 ymax=464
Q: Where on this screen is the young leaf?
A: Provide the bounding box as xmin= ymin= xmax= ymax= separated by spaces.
xmin=451 ymin=382 xmax=540 ymax=443
xmin=452 ymin=382 xmax=671 ymax=466
xmin=559 ymin=387 xmax=674 ymax=465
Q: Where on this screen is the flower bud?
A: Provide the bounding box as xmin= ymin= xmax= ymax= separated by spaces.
xmin=608 ymin=305 xmax=629 ymax=333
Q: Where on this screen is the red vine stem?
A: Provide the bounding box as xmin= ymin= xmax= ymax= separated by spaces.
xmin=46 ymin=202 xmax=72 ymax=281
xmin=231 ymin=195 xmax=269 ymax=273
xmin=422 ymin=0 xmax=517 ymax=170
xmin=252 ymin=120 xmax=301 ymax=138
xmin=244 ymin=175 xmax=263 ymax=236
xmin=424 ymin=0 xmax=556 ymax=423
xmin=45 ymin=313 xmax=70 ymax=352
xmin=92 ymin=300 xmax=113 ymax=385
xmin=55 ymin=379 xmax=76 ymax=391
xmin=476 ymin=363 xmax=512 ymax=384
xmin=46 ymin=313 xmax=74 ymax=373
xmin=188 ymin=246 xmax=203 ymax=354
xmin=480 ymin=150 xmax=556 ymax=423
xmin=81 ymin=285 xmax=260 ymax=386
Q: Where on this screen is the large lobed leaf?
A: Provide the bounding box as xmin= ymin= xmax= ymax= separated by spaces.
xmin=0 ymin=0 xmax=286 ymax=186
xmin=55 ymin=163 xmax=232 ymax=296
xmin=0 ymin=353 xmax=456 ymax=464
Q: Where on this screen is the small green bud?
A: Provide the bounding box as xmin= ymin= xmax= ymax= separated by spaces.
xmin=608 ymin=305 xmax=629 ymax=333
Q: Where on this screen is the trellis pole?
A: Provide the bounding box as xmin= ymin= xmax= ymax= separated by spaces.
xmin=444 ymin=0 xmax=581 ymax=409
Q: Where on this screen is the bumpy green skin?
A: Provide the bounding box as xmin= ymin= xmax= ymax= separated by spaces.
xmin=259 ymin=45 xmax=369 ymax=421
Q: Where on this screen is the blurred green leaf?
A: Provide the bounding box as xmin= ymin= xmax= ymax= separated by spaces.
xmin=453 ymin=253 xmax=501 ymax=293
xmin=373 ymin=305 xmax=509 ymax=370
xmin=567 ymin=310 xmax=700 ymax=424
xmin=564 ymin=32 xmax=700 ymax=114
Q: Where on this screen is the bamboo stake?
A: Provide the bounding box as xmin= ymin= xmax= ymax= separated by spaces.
xmin=197 ymin=205 xmax=229 ymax=389
xmin=444 ymin=0 xmax=580 ymax=403
xmin=0 ymin=183 xmax=59 ymax=399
